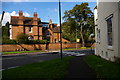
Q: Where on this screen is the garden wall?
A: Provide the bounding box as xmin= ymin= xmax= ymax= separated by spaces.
xmin=1 ymin=43 xmax=82 ymax=52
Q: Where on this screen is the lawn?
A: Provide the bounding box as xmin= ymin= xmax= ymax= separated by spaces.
xmin=84 ymin=55 xmax=120 ymax=79
xmin=2 ymin=56 xmax=74 ymax=80
xmin=2 ymin=50 xmax=46 ymax=55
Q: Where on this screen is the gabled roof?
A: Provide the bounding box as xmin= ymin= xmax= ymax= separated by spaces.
xmin=52 ymin=27 xmax=60 ymax=33
xmin=94 ymin=6 xmax=97 ymax=10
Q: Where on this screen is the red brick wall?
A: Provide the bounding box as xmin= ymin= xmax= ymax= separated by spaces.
xmin=1 ymin=44 xmax=46 ymax=52
xmin=1 ymin=43 xmax=82 ymax=52
xmin=1 ymin=43 xmax=93 ymax=52
xmin=48 ymin=43 xmax=82 ymax=50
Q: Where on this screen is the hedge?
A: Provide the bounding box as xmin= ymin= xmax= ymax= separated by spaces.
xmin=2 ymin=39 xmax=47 ymax=44
xmin=2 ymin=39 xmax=17 ymax=44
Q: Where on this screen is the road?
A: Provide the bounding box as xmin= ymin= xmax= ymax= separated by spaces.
xmin=2 ymin=49 xmax=94 ymax=70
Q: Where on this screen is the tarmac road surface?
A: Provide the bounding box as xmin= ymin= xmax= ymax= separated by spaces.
xmin=2 ymin=49 xmax=94 ymax=70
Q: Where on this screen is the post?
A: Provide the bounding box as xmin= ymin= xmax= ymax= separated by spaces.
xmin=76 ymin=21 xmax=77 ymax=49
xmin=59 ymin=0 xmax=63 ymax=60
xmin=0 ymin=11 xmax=5 ymax=28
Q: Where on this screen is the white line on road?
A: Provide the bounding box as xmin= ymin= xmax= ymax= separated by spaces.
xmin=1 ymin=66 xmax=19 ymax=71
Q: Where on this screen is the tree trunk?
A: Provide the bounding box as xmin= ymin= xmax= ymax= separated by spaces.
xmin=80 ymin=24 xmax=85 ymax=47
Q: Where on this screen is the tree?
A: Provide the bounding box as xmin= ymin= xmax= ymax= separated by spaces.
xmin=16 ymin=33 xmax=29 ymax=44
xmin=63 ymin=2 xmax=95 ymax=46
xmin=62 ymin=21 xmax=77 ymax=42
xmin=2 ymin=22 xmax=10 ymax=40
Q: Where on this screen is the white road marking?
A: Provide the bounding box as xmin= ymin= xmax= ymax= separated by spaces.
xmin=2 ymin=66 xmax=19 ymax=71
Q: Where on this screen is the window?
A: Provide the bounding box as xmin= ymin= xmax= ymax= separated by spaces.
xmin=47 ymin=31 xmax=50 ymax=37
xmin=29 ymin=26 xmax=32 ymax=33
xmin=42 ymin=24 xmax=48 ymax=27
xmin=96 ymin=28 xmax=100 ymax=43
xmin=98 ymin=29 xmax=100 ymax=43
xmin=28 ymin=36 xmax=34 ymax=40
xmin=54 ymin=39 xmax=58 ymax=43
xmin=106 ymin=17 xmax=113 ymax=46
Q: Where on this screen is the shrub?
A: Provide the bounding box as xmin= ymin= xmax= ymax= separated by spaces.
xmin=16 ymin=33 xmax=29 ymax=44
xmin=28 ymin=40 xmax=47 ymax=44
xmin=2 ymin=39 xmax=17 ymax=44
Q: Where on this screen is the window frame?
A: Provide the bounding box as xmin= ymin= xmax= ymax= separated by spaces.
xmin=105 ymin=14 xmax=113 ymax=49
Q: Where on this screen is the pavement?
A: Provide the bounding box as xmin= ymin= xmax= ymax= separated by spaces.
xmin=65 ymin=56 xmax=96 ymax=79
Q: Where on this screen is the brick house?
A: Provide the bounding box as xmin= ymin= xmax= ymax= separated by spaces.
xmin=10 ymin=11 xmax=69 ymax=43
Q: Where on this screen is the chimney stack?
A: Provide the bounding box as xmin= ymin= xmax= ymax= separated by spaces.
xmin=33 ymin=12 xmax=38 ymax=17
xmin=19 ymin=10 xmax=23 ymax=16
xmin=49 ymin=19 xmax=52 ymax=24
xmin=49 ymin=19 xmax=52 ymax=29
xmin=18 ymin=10 xmax=23 ymax=25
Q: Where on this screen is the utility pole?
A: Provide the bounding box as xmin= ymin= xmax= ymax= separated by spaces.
xmin=59 ymin=0 xmax=63 ymax=60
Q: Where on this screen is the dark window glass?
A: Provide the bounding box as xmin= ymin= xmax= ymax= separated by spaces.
xmin=107 ymin=18 xmax=112 ymax=46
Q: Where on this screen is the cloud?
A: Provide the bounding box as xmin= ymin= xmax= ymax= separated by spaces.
xmin=34 ymin=8 xmax=37 ymax=11
xmin=47 ymin=8 xmax=50 ymax=10
xmin=54 ymin=8 xmax=58 ymax=12
xmin=23 ymin=12 xmax=30 ymax=17
xmin=0 ymin=11 xmax=30 ymax=26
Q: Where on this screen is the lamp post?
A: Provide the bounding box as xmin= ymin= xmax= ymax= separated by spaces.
xmin=59 ymin=0 xmax=63 ymax=60
xmin=0 ymin=11 xmax=5 ymax=28
xmin=75 ymin=21 xmax=78 ymax=49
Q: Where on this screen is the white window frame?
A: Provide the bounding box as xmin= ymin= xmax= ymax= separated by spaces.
xmin=105 ymin=14 xmax=113 ymax=49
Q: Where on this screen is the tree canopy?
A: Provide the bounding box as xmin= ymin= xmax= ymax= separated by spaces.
xmin=2 ymin=22 xmax=10 ymax=40
xmin=62 ymin=2 xmax=95 ymax=44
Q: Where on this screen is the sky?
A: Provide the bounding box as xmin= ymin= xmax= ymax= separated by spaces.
xmin=1 ymin=2 xmax=96 ymax=26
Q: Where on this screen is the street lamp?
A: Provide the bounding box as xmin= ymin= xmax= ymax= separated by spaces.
xmin=59 ymin=0 xmax=63 ymax=60
xmin=75 ymin=20 xmax=78 ymax=49
xmin=0 ymin=11 xmax=5 ymax=28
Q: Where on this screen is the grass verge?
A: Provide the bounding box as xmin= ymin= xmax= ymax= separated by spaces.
xmin=63 ymin=47 xmax=91 ymax=51
xmin=2 ymin=56 xmax=74 ymax=80
xmin=2 ymin=50 xmax=46 ymax=55
xmin=84 ymin=55 xmax=120 ymax=79
xmin=2 ymin=47 xmax=91 ymax=55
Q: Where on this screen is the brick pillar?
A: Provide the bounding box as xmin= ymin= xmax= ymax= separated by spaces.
xmin=39 ymin=27 xmax=42 ymax=40
xmin=50 ymin=36 xmax=53 ymax=43
xmin=33 ymin=12 xmax=38 ymax=40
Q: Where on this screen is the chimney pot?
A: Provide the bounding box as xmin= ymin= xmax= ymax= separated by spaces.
xmin=34 ymin=12 xmax=37 ymax=17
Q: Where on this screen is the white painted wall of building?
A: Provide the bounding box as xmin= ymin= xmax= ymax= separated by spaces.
xmin=118 ymin=2 xmax=120 ymax=58
xmin=94 ymin=2 xmax=120 ymax=61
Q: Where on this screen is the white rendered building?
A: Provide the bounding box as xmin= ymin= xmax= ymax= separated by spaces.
xmin=94 ymin=1 xmax=120 ymax=61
